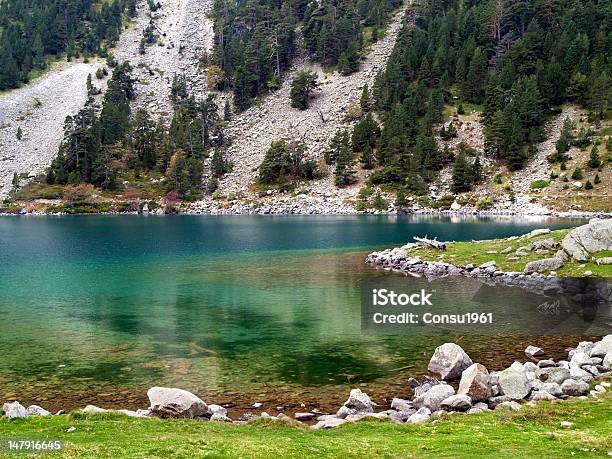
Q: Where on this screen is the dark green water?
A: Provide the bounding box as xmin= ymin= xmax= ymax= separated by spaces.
xmin=0 ymin=215 xmax=585 ymax=411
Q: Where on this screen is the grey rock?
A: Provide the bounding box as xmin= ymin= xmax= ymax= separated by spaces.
xmin=498 ymin=367 xmax=531 ymax=400
xmin=523 ymin=257 xmax=564 ymax=274
xmin=210 ymin=413 xmax=232 ymax=422
xmin=537 ymin=359 xmax=557 ymax=368
xmin=337 ymin=389 xmax=374 ymax=418
xmin=207 ymin=404 xmax=227 ymax=417
xmin=312 ymin=417 xmax=347 ymax=429
xmin=414 ymin=384 xmax=455 ymax=411
xmin=26 ymin=405 xmax=51 ymax=417
xmin=440 ymin=394 xmax=472 ymax=412
xmin=407 ymin=407 xmax=431 ymax=425
xmin=527 ymin=228 xmax=550 ymax=238
xmin=570 ymin=351 xmax=593 ymax=367
xmin=487 ymin=396 xmax=512 ymax=408
xmin=147 ymin=387 xmax=208 ymax=419
xmin=569 ymin=365 xmax=594 ymax=383
xmin=458 ymin=363 xmax=492 ymax=402
xmin=495 ymin=401 xmax=521 ymax=411
xmin=603 ymin=351 xmax=612 ymax=369
xmin=294 ymin=412 xmax=315 ymax=421
xmin=560 ymin=379 xmax=589 ymax=396
xmin=390 ymin=398 xmax=412 ymax=412
xmin=590 ymin=335 xmax=612 ymax=358
xmin=561 ymin=219 xmax=612 ymax=261
xmin=428 ymin=343 xmax=473 ymax=380
xmin=536 ymin=367 xmax=570 ymax=385
xmin=530 ymin=391 xmax=557 ymax=401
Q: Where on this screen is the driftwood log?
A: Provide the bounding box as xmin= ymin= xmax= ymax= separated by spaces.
xmin=414 ymin=236 xmax=446 ymax=250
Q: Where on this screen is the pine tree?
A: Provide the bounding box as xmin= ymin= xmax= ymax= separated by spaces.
xmin=471 ymin=155 xmax=483 ymax=183
xmin=360 ymin=84 xmax=370 ymax=113
xmin=587 ymin=145 xmax=601 ymax=169
xmin=0 ymin=43 xmax=19 ymax=90
xmin=451 ymin=151 xmax=471 ymax=192
xmin=16 ymin=127 xmax=22 ymax=141
xmin=334 ymin=131 xmax=356 ymax=187
xmin=290 ymin=71 xmax=318 ymax=110
xmin=361 ymin=144 xmax=374 ymax=169
xmin=223 ymin=100 xmax=232 ymax=121
xmin=352 ymin=113 xmax=379 ymax=151
xmin=571 ymin=167 xmax=583 ymax=180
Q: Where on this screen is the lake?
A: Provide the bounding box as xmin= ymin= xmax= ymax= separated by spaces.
xmin=0 ymin=215 xmax=589 ymax=414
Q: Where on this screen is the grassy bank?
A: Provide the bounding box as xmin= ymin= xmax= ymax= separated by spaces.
xmin=415 ymin=229 xmax=612 ymax=277
xmin=0 ymin=392 xmax=610 ymax=458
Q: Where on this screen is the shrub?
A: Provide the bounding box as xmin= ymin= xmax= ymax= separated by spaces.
xmin=584 ymin=180 xmax=593 ymax=190
xmin=476 ymin=196 xmax=493 ymax=210
xmin=290 ymin=71 xmax=318 ymax=110
xmin=594 ymin=174 xmax=601 ymax=184
xmin=530 ymin=179 xmax=549 ymax=189
xmin=206 ymin=65 xmax=225 ymax=90
xmin=62 ymin=184 xmax=95 ymax=203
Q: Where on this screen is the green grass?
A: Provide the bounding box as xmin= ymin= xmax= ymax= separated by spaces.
xmin=414 ymin=229 xmax=612 ymax=276
xmin=0 ymin=392 xmax=610 ymax=458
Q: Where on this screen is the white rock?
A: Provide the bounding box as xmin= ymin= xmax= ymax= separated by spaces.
xmin=524 ymin=346 xmax=545 ymax=358
xmin=3 ymin=401 xmax=28 ymax=420
xmin=147 ymin=387 xmax=208 ymax=418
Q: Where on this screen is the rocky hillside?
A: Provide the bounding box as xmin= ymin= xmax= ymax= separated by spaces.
xmin=0 ymin=61 xmax=107 ymax=199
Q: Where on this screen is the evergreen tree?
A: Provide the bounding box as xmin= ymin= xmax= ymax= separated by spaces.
xmin=587 ymin=145 xmax=601 ymax=169
xmin=290 ymin=71 xmax=318 ymax=110
xmin=451 ymin=151 xmax=471 ymax=193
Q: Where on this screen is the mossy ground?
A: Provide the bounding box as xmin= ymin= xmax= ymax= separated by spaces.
xmin=414 ymin=229 xmax=612 ymax=277
xmin=0 ymin=390 xmax=610 ymax=458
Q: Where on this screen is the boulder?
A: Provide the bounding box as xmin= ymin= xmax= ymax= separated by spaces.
xmin=338 ymin=389 xmax=374 ymax=416
xmin=537 ymin=360 xmax=557 ymax=368
xmin=207 ymin=404 xmax=228 ymax=417
xmin=536 ymin=367 xmax=570 ymax=385
xmin=414 ymin=384 xmax=455 ymax=411
xmin=524 ymin=346 xmax=545 ymax=358
xmin=527 ymin=229 xmax=550 ymax=238
xmin=458 ymin=363 xmax=492 ymax=402
xmin=440 ymin=394 xmax=472 ymax=412
xmin=590 ymin=335 xmax=612 ymax=358
xmin=561 ymin=379 xmax=589 ymax=396
xmin=523 ymin=257 xmax=564 ymax=274
xmin=561 ymin=219 xmax=612 ymax=261
xmin=147 ymin=387 xmax=208 ymax=419
xmin=498 ymin=367 xmax=531 ymax=400
xmin=3 ymin=401 xmax=28 ymax=420
xmin=569 ymin=365 xmax=594 ymax=383
xmin=603 ymin=351 xmax=612 ymax=370
xmin=428 ymin=343 xmax=473 ymax=380
xmin=407 ymin=407 xmax=431 ymax=424
xmin=390 ymin=398 xmax=413 ymax=412
xmin=26 ymin=405 xmax=51 ymax=417
xmin=570 ymin=352 xmax=593 ymax=367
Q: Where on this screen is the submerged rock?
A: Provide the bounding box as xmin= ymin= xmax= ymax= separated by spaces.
xmin=428 ymin=343 xmax=473 ymax=380
xmin=147 ymin=387 xmax=208 ymax=419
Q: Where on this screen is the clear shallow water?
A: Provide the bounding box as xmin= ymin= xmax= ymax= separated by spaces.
xmin=0 ymin=215 xmax=587 ymax=411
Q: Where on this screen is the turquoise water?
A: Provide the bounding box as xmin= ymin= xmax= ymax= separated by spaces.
xmin=0 ymin=215 xmax=585 ymax=411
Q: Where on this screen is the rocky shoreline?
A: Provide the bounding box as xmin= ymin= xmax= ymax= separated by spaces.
xmin=3 ymin=337 xmax=611 ymax=429
xmin=366 ymin=219 xmax=612 ymax=281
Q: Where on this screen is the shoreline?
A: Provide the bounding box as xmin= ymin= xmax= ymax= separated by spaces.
xmin=3 ymin=336 xmax=610 ymax=428
xmin=1 ymin=208 xmax=610 ymax=218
